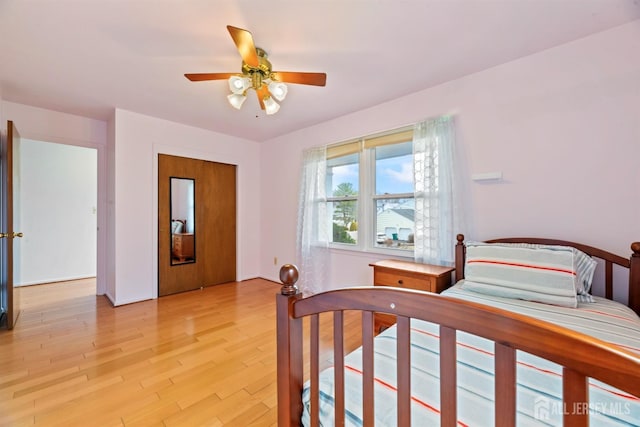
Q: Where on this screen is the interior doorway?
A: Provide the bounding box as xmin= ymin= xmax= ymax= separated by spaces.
xmin=16 ymin=139 xmax=97 ymax=294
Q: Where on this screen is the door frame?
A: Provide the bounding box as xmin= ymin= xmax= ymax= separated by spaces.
xmin=3 ymin=128 xmax=107 ymax=297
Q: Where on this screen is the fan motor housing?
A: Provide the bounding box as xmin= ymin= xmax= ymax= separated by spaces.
xmin=242 ymin=47 xmax=272 ymax=78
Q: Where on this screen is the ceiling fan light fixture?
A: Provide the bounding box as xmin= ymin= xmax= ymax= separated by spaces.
xmin=263 ymin=95 xmax=280 ymax=115
xmin=227 ymin=93 xmax=247 ymax=109
xmin=267 ymin=81 xmax=288 ymax=102
xmin=186 ymin=26 xmax=326 ymax=115
xmin=228 ymin=76 xmax=251 ymax=94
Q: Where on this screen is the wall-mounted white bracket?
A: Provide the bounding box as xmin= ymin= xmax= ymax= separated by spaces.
xmin=471 ymin=172 xmax=503 ymax=182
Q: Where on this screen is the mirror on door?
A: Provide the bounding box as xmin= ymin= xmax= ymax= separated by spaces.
xmin=170 ymin=177 xmax=195 ymax=265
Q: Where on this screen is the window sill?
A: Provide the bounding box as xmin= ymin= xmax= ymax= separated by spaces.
xmin=328 ymin=244 xmax=414 ymax=259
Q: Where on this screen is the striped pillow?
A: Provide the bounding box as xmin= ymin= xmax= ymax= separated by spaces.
xmin=465 ymin=241 xmax=597 ymax=301
xmin=462 ymin=242 xmax=588 ymax=308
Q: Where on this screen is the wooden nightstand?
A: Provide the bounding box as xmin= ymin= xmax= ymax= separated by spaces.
xmin=172 ymin=233 xmax=195 ymax=262
xmin=369 ymin=259 xmax=454 ymax=333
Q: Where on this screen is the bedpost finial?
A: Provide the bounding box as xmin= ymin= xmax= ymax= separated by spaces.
xmin=457 ymin=234 xmax=464 ymax=244
xmin=632 ymin=242 xmax=640 ymax=256
xmin=279 ymin=264 xmax=300 ymax=296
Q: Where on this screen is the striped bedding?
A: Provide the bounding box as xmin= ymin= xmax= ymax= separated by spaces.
xmin=301 ymin=283 xmax=640 ymax=426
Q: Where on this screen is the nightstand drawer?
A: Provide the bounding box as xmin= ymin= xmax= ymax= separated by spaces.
xmin=374 ymin=270 xmax=432 ymax=292
xmin=172 ymin=233 xmax=194 ymax=261
xmin=370 ymin=259 xmax=454 ymax=334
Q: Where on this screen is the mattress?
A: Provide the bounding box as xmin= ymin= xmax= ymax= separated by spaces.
xmin=301 ymin=282 xmax=640 ymax=426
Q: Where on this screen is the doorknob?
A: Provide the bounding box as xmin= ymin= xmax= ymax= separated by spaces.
xmin=0 ymin=232 xmax=23 ymax=238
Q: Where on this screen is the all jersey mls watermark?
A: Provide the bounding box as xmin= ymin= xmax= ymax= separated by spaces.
xmin=534 ymin=396 xmax=631 ymax=420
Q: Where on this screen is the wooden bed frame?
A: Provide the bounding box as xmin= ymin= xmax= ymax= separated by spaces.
xmin=276 ymin=235 xmax=640 ymax=426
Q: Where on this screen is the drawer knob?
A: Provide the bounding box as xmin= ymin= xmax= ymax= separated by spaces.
xmin=397 ymin=279 xmax=403 ymax=285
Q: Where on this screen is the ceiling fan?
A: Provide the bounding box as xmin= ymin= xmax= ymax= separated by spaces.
xmin=185 ymin=25 xmax=327 ymax=115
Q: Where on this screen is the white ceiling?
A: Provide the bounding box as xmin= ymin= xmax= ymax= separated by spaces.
xmin=1 ymin=0 xmax=638 ymax=142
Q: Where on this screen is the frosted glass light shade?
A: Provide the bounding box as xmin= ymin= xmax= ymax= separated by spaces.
xmin=268 ymin=81 xmax=288 ymax=101
xmin=227 ymin=93 xmax=247 ymax=109
xmin=263 ymin=96 xmax=280 ymax=115
xmin=228 ymin=76 xmax=251 ymax=94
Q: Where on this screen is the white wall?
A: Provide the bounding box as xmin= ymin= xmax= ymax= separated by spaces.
xmin=106 ymin=111 xmax=116 ymax=302
xmin=259 ymin=21 xmax=640 ymax=295
xmin=17 ymin=140 xmax=97 ymax=285
xmin=0 ymin=101 xmax=108 ymax=295
xmin=109 ymin=109 xmax=261 ymax=305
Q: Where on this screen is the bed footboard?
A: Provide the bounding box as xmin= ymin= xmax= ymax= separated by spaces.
xmin=276 ymin=264 xmax=304 ymax=426
xmin=276 ymin=264 xmax=640 ymax=426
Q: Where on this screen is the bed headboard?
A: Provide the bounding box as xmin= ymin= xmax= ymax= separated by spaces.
xmin=454 ymin=234 xmax=640 ymax=315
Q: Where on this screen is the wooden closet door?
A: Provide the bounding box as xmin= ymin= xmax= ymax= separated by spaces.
xmin=158 ymin=154 xmax=236 ymax=296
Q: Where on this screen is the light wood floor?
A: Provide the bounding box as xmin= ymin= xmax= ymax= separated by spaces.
xmin=0 ymin=278 xmax=361 ymax=426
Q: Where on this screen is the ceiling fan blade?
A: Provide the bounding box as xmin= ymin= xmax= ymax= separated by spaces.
xmin=256 ymin=85 xmax=269 ymax=110
xmin=271 ymin=71 xmax=327 ymax=86
xmin=185 ymin=73 xmax=237 ymax=82
xmin=227 ymin=25 xmax=259 ymax=68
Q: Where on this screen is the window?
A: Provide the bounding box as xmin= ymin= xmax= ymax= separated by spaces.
xmin=327 ymin=151 xmax=359 ymax=245
xmin=373 ymin=140 xmax=414 ymax=251
xmin=297 ymin=116 xmax=458 ymax=294
xmin=326 ymin=127 xmax=415 ymax=253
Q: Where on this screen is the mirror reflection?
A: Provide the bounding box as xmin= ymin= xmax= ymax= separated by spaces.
xmin=170 ymin=177 xmax=195 ymax=265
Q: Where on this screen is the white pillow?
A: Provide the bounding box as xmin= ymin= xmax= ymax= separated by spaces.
xmin=171 ymin=220 xmax=183 ymax=234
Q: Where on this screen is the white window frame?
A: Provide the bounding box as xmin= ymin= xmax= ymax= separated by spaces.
xmin=326 ymin=126 xmax=415 ymax=258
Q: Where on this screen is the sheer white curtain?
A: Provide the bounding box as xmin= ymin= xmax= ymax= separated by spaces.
xmin=296 ymin=146 xmax=331 ymax=295
xmin=413 ymin=116 xmax=463 ymax=265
